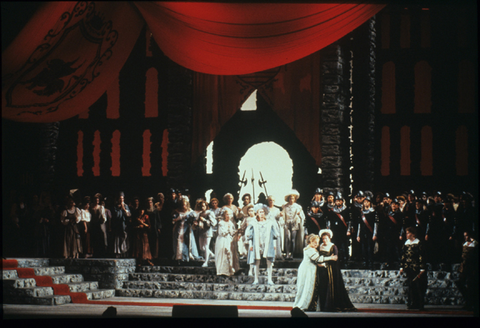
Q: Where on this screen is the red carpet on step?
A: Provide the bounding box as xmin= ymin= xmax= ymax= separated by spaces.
xmin=3 ymin=259 xmax=91 ymax=304
xmin=2 ymin=259 xmax=19 ymax=269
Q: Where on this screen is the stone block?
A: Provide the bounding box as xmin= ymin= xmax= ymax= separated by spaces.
xmin=322 ymin=134 xmax=343 ymax=146
xmin=322 ymin=61 xmax=344 ymax=75
xmin=321 ymin=145 xmax=344 ymax=156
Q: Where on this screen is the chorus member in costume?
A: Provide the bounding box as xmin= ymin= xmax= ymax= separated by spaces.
xmin=348 ymin=191 xmax=365 ymax=263
xmin=399 ymin=227 xmax=427 ymax=310
xmin=145 ymin=197 xmax=161 ymax=260
xmin=240 ymin=193 xmax=253 ymax=218
xmin=413 ymin=199 xmax=429 ymax=242
xmin=306 ymin=188 xmax=325 ymax=237
xmin=90 ymin=193 xmax=108 ymax=258
xmin=222 ymin=193 xmax=241 ymax=223
xmin=111 ymin=192 xmax=131 ymax=258
xmin=282 ymin=190 xmax=305 ymax=259
xmin=128 ymin=197 xmax=142 ymax=257
xmin=245 ymin=208 xmax=279 ymax=285
xmin=356 ymin=195 xmax=378 ymax=269
xmin=266 ymin=195 xmax=284 ymax=260
xmin=172 ymin=196 xmax=201 ymax=262
xmin=79 ymin=196 xmax=92 ymax=258
xmin=382 ymin=198 xmax=403 ymax=268
xmin=242 ymin=205 xmax=257 ymax=276
xmin=322 ymin=191 xmax=336 ymax=230
xmin=317 ymin=229 xmax=356 ymax=312
xmin=215 ymin=208 xmax=237 ymax=276
xmin=425 ymin=191 xmax=445 ymax=266
xmin=131 ymin=207 xmax=154 ymax=267
xmin=332 ymin=192 xmax=350 ymax=265
xmin=60 ymin=196 xmax=82 ymax=259
xmin=454 ymin=230 xmax=478 ymax=311
xmin=194 ymin=200 xmax=217 ymax=267
xmin=209 ymin=197 xmax=222 ymax=255
xmin=222 ymin=193 xmax=242 ymax=271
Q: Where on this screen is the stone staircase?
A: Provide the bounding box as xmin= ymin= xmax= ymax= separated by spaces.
xmin=3 ymin=258 xmax=116 ymax=305
xmin=116 ymin=262 xmax=465 ymax=305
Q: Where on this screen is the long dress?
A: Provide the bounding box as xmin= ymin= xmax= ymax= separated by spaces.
xmin=215 ymin=219 xmax=236 ymax=276
xmin=90 ymin=204 xmax=108 ymax=258
xmin=317 ymin=243 xmax=356 ymax=312
xmin=131 ymin=213 xmax=152 ymax=260
xmin=292 ymin=247 xmax=322 ymax=311
xmin=61 ymin=207 xmax=82 ymax=258
xmin=172 ymin=210 xmax=201 ymax=261
xmin=223 ymin=205 xmax=241 ymax=271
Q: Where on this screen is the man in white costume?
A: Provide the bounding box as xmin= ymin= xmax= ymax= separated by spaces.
xmin=282 ymin=190 xmax=305 ymax=259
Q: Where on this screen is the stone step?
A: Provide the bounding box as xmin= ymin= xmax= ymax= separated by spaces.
xmin=136 ymin=266 xmax=461 ymax=280
xmin=3 ymin=258 xmax=50 ymax=268
xmin=5 ymin=288 xmax=116 ymax=305
xmin=128 ymin=272 xmax=297 ymax=285
xmin=123 ymin=280 xmax=297 ymax=293
xmin=3 ymin=272 xmax=83 ymax=284
xmin=2 ymin=266 xmax=66 ymax=279
xmin=137 ymin=266 xmax=299 ymax=276
xmin=128 ymin=272 xmax=459 ymax=287
xmin=116 ymin=288 xmax=297 ymax=302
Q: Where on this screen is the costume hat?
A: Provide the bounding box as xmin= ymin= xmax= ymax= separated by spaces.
xmin=285 ymin=189 xmax=300 ymax=202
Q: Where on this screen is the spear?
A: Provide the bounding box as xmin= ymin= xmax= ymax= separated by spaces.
xmin=238 ymin=170 xmax=247 ymax=197
xmin=258 ymin=171 xmax=268 ymax=197
xmin=251 ymin=169 xmax=255 ymax=202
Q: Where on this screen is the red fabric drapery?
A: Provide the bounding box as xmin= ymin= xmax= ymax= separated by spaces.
xmin=192 ymin=51 xmax=323 ymax=166
xmin=136 ymin=2 xmax=384 ymax=75
xmin=2 ymin=1 xmax=385 ymax=122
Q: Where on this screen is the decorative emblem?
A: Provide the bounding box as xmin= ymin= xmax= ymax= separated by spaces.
xmin=5 ymin=2 xmax=118 ymax=116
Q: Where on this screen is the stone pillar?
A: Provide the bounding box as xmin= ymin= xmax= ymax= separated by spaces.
xmin=38 ymin=122 xmax=60 ymax=192
xmin=352 ymin=17 xmax=377 ymax=192
xmin=166 ymin=61 xmax=193 ymax=190
xmin=320 ymin=44 xmax=351 ymax=196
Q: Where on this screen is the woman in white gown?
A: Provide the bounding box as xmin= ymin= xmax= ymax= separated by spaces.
xmin=215 ymin=208 xmax=237 ymax=276
xmin=291 ymin=234 xmax=337 ymax=315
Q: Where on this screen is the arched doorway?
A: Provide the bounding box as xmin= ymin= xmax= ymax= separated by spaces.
xmin=238 ymin=141 xmax=293 ymax=204
xmin=208 ymin=94 xmax=319 ymax=208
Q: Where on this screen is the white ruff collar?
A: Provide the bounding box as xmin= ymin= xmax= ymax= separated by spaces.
xmin=405 ymin=238 xmax=420 ymax=245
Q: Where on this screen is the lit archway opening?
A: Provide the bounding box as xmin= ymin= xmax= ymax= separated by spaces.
xmin=238 ymin=142 xmax=293 ymax=205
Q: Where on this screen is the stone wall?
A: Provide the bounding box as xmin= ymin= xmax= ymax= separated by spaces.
xmin=320 ymin=43 xmax=351 ymax=196
xmin=49 ymin=258 xmax=136 ymax=289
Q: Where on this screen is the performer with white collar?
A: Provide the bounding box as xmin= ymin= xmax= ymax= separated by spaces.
xmin=281 ymin=190 xmax=305 ymax=259
xmin=399 ymin=226 xmax=427 ymax=311
xmin=454 ymin=230 xmax=478 ymax=311
xmin=245 ymin=208 xmax=279 ymax=285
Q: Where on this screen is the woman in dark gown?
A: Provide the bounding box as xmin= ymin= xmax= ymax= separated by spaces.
xmin=317 ymin=229 xmax=357 ymax=312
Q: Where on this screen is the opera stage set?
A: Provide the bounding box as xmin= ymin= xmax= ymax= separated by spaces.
xmin=1 ymin=1 xmax=478 ymax=317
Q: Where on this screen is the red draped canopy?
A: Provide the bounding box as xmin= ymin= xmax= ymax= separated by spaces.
xmin=2 ymin=1 xmax=385 ymax=122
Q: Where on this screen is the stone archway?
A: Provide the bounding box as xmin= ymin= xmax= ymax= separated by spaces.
xmin=209 ymin=94 xmax=319 ymax=208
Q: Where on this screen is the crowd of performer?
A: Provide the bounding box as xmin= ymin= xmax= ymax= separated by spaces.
xmin=4 ymin=187 xmax=477 ymax=270
xmin=5 ymin=187 xmax=478 ymax=311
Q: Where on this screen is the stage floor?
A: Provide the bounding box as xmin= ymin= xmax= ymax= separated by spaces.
xmin=3 ymin=297 xmax=475 ymax=319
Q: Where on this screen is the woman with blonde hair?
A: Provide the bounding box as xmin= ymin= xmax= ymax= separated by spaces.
xmin=291 ymin=233 xmax=335 ymax=316
xmin=215 ymin=208 xmax=237 ymax=276
xmin=172 ymin=196 xmax=201 ymax=262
